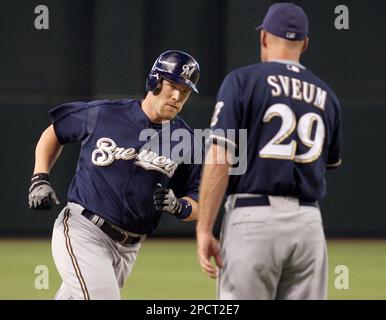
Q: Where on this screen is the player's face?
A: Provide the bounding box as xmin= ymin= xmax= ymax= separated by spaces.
xmin=152 ymin=79 xmax=191 ymax=121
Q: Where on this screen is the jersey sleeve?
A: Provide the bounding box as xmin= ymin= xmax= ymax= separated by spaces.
xmin=209 ymin=72 xmax=243 ymax=148
xmin=326 ymin=98 xmax=342 ymax=169
xmin=49 ymin=102 xmax=90 ymax=144
xmin=167 ymin=163 xmax=201 ymax=202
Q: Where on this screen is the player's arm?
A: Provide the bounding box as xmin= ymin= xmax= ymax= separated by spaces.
xmin=326 ymin=95 xmax=342 ymax=169
xmin=33 ymin=125 xmax=63 ymax=174
xmin=29 ymin=102 xmax=91 ymax=210
xmin=180 ymin=196 xmax=197 ymax=221
xmin=153 ymin=184 xmax=198 ymax=221
xmin=195 ymin=71 xmax=242 ymax=278
xmin=197 ymin=144 xmax=230 ymax=232
xmin=196 ymin=143 xmax=229 ymax=278
xmin=28 ymin=125 xmax=63 ymax=210
xmin=154 ymin=143 xmax=202 ymax=221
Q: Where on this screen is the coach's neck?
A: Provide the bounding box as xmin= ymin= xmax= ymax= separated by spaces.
xmin=260 ymin=30 xmax=309 ymax=63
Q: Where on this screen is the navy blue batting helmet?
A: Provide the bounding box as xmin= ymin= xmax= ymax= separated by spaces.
xmin=146 ymin=50 xmax=200 ymax=93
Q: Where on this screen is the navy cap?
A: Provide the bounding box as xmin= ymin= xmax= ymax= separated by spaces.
xmin=256 ymin=2 xmax=309 ymax=41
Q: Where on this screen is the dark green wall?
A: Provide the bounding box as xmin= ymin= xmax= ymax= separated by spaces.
xmin=0 ymin=0 xmax=385 ymax=237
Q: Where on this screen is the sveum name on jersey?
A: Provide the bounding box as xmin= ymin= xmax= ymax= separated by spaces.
xmin=91 ymin=123 xmax=247 ymax=176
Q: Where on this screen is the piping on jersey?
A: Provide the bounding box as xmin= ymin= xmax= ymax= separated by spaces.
xmin=63 ymin=209 xmax=90 ymax=300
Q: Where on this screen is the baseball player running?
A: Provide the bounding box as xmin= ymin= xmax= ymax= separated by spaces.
xmin=28 ymin=50 xmax=202 ymax=300
xmin=196 ymin=2 xmax=342 ymax=300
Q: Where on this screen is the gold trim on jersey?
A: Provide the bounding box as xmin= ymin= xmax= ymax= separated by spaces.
xmin=259 ymin=140 xmax=297 ymax=160
xmin=208 ymin=134 xmax=238 ymax=148
xmin=326 ymin=159 xmax=342 ymax=167
xmin=264 ymin=111 xmax=296 ymax=145
xmin=294 ymin=146 xmax=323 ymax=163
xmin=304 ymin=116 xmax=318 ymax=148
xmin=258 ymin=103 xmax=326 ymax=163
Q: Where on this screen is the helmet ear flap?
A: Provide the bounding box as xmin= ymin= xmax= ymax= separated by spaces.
xmin=146 ymin=72 xmax=160 ymax=92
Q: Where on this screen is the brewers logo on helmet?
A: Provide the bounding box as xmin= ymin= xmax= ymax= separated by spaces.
xmin=146 ymin=50 xmax=200 ymax=93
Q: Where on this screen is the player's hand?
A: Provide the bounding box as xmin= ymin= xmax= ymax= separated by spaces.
xmin=196 ymin=231 xmax=223 ymax=279
xmin=153 ymin=184 xmax=193 ymax=219
xmin=153 ymin=183 xmax=184 ymax=216
xmin=28 ymin=173 xmax=60 ymax=210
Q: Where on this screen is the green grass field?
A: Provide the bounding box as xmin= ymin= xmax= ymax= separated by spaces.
xmin=0 ymin=239 xmax=385 ymax=300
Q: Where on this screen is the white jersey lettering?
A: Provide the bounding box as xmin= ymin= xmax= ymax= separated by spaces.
xmin=92 ymin=137 xmax=178 ymax=177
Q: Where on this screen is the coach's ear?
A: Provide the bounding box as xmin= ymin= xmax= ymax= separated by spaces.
xmin=301 ymin=37 xmax=309 ymax=54
xmin=260 ymin=30 xmax=268 ymax=49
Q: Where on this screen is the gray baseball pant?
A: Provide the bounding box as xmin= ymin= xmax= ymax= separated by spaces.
xmin=218 ymin=195 xmax=328 ymax=300
xmin=51 ymin=202 xmax=141 ymax=300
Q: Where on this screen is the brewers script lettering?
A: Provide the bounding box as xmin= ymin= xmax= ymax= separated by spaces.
xmin=91 ymin=137 xmax=178 ymax=178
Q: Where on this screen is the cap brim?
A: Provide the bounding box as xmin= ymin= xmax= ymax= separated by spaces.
xmin=255 ymin=24 xmax=263 ymax=31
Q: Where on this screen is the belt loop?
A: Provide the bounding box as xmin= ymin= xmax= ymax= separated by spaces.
xmin=90 ymin=214 xmax=99 ymax=225
xmin=119 ymin=233 xmax=129 ymax=245
xmin=95 ymin=216 xmax=105 ymax=227
xmin=225 ymin=194 xmax=237 ymax=211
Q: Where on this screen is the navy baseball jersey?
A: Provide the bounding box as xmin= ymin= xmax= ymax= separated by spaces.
xmin=50 ymin=99 xmax=201 ymax=234
xmin=210 ymin=60 xmax=342 ymax=201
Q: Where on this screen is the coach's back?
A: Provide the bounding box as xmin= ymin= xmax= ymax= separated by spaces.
xmin=212 ymin=60 xmax=342 ymax=201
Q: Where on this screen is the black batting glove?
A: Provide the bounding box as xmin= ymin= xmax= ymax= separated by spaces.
xmin=28 ymin=173 xmax=60 ymax=210
xmin=153 ymin=183 xmax=192 ymax=219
